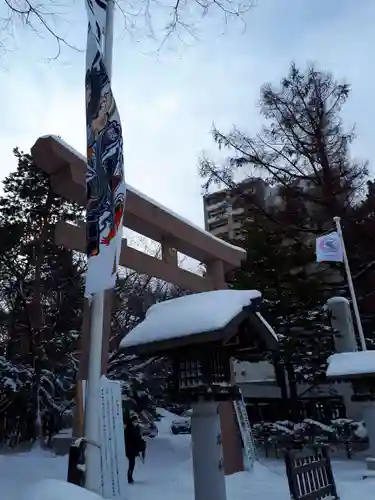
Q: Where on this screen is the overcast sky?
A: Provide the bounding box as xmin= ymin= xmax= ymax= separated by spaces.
xmin=0 ymin=0 xmax=374 ymax=231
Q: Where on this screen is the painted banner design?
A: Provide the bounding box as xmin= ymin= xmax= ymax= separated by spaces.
xmin=316 ymin=231 xmax=343 ymax=263
xmin=85 ymin=0 xmax=125 ymax=297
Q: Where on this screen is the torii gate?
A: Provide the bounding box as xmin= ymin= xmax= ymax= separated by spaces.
xmin=31 ymin=134 xmax=247 ymax=475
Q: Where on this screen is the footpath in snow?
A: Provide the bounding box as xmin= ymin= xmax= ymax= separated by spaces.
xmin=1 ymin=409 xmax=375 ymax=500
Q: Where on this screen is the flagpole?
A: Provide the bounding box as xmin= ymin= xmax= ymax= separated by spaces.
xmin=333 ymin=216 xmax=367 ymax=351
xmin=84 ymin=0 xmax=116 ymax=493
xmin=104 ymin=0 xmax=115 ymax=77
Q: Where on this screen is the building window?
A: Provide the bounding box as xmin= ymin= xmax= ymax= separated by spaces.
xmin=205 ymin=193 xmax=226 ymax=206
xmin=209 ymin=218 xmax=228 ymax=231
xmin=207 ymin=207 xmax=227 ymax=220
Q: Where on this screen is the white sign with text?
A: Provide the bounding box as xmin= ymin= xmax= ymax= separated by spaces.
xmin=82 ymin=377 xmax=127 ymax=499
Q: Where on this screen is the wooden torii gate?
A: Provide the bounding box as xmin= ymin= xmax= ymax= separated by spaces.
xmin=31 ymin=135 xmax=247 ymax=475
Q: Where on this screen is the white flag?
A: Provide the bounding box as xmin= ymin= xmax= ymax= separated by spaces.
xmin=84 ymin=0 xmax=126 ymax=297
xmin=316 ymin=232 xmax=343 ymax=263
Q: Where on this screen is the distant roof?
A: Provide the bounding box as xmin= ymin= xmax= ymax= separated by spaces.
xmin=327 ymin=351 xmax=375 ymax=379
xmin=120 ymin=289 xmax=275 ymax=354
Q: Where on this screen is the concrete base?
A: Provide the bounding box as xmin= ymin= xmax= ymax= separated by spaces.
xmin=191 ymin=402 xmax=227 ymax=500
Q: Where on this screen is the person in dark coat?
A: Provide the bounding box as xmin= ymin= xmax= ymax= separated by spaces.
xmin=124 ymin=416 xmax=144 ymax=484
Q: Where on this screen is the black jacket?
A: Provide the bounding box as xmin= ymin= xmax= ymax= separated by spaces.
xmin=124 ymin=422 xmax=143 ymax=458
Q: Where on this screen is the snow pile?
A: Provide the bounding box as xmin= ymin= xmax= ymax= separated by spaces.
xmin=120 ymin=289 xmax=261 ymax=348
xmin=327 ymin=351 xmax=375 ymax=378
xmin=1 ymin=447 xmax=66 ymax=500
xmin=1 ymin=402 xmax=373 ymax=500
xmin=352 ymin=421 xmax=367 ymax=440
xmin=24 ymin=479 xmax=103 ymax=500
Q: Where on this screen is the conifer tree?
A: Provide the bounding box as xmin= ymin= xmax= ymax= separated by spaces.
xmin=200 ymin=64 xmax=374 ymax=389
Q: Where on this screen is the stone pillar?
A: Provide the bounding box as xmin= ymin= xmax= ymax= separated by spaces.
xmin=206 ymin=260 xmax=244 ymax=475
xmin=327 ymin=297 xmax=357 ymax=353
xmin=191 ymin=402 xmax=227 ymax=500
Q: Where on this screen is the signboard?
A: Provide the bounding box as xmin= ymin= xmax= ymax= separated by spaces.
xmin=82 ymin=377 xmax=127 ymax=498
xmin=99 ymin=377 xmax=127 ymax=499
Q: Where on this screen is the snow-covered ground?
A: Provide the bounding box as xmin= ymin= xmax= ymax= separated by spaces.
xmin=2 ymin=409 xmax=375 ymax=500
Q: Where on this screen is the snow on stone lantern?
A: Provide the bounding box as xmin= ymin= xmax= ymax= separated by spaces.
xmin=120 ymin=289 xmax=278 ymax=500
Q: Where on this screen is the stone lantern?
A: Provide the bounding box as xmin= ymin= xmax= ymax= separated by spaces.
xmin=327 ymin=350 xmax=375 ymax=474
xmin=326 ymin=296 xmax=375 ymax=477
xmin=120 ymin=289 xmax=278 ymax=500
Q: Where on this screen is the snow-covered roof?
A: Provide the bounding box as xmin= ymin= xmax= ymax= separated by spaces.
xmin=120 ymin=289 xmax=262 ymax=352
xmin=326 ymin=351 xmax=375 ymax=378
xmin=40 ymin=135 xmax=246 ymax=256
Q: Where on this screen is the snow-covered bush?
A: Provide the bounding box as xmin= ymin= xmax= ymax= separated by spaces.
xmin=0 ymin=354 xmax=76 ymax=447
xmin=331 ymin=418 xmax=368 ymax=441
xmin=252 ymin=416 xmax=368 ymax=457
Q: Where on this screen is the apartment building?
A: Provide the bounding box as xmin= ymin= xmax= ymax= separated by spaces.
xmin=203 ymin=178 xmax=279 ymax=240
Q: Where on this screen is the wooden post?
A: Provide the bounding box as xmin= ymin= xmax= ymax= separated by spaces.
xmin=72 ymin=290 xmax=113 ymax=438
xmin=161 ymin=238 xmax=178 ymax=267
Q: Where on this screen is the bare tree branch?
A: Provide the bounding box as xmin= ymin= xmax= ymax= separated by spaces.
xmin=2 ymin=0 xmax=254 ymax=59
xmin=2 ymin=0 xmax=81 ymax=59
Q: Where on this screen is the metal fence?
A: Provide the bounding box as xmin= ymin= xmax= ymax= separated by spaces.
xmin=284 ymin=445 xmax=339 ymax=500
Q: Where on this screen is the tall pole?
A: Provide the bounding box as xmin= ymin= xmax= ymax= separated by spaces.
xmin=84 ymin=294 xmax=105 ymax=493
xmin=333 ymin=216 xmax=366 ymax=351
xmin=84 ymin=0 xmax=116 ymax=494
xmin=104 ymin=0 xmax=115 ymax=77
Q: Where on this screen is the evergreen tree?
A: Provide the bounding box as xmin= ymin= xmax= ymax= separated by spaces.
xmin=0 ymin=149 xmax=187 ymax=443
xmin=0 ymin=148 xmax=84 ymax=443
xmin=199 ymin=63 xmax=374 ymax=389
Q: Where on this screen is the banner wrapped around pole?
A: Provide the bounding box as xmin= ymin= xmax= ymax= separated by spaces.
xmin=85 ymin=0 xmax=125 ymax=298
